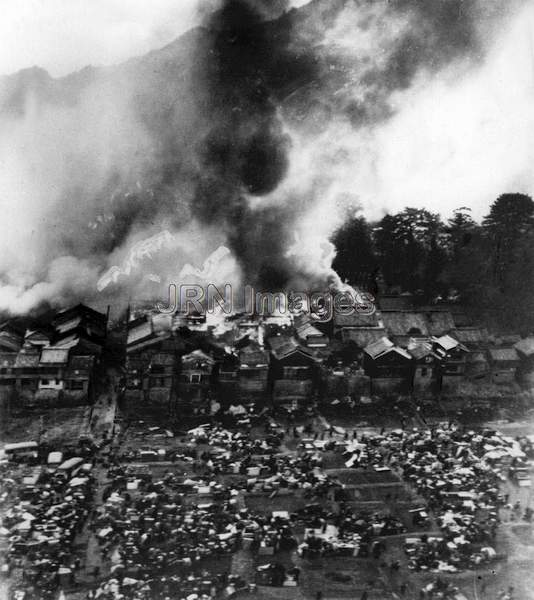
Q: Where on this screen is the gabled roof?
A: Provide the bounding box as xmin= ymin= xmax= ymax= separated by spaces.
xmin=53 ymin=303 xmax=106 ymax=325
xmin=364 ymin=336 xmax=394 ymax=359
xmin=341 ymin=327 xmax=387 ymax=349
xmin=181 ymin=349 xmax=215 ymax=367
xmin=0 ymin=330 xmax=23 ymax=352
xmin=433 ymin=334 xmax=468 ymax=353
xmin=433 ymin=334 xmax=458 ymax=351
xmin=451 ymin=327 xmax=488 ymax=346
xmin=381 ymin=311 xmax=429 ymax=337
xmin=488 ymin=348 xmax=519 ymax=363
xmin=24 ymin=328 xmax=52 ymax=343
xmin=127 ymin=320 xmax=154 ymax=346
xmin=407 ymin=340 xmax=438 ymax=361
xmin=515 ymin=337 xmax=534 ymax=357
xmin=364 ymin=336 xmax=412 ymax=361
xmin=296 ymin=322 xmax=325 ymax=339
xmin=238 ymin=343 xmax=269 ymax=367
xmin=268 ymin=336 xmax=318 ymax=361
xmin=55 ymin=316 xmax=82 ymax=335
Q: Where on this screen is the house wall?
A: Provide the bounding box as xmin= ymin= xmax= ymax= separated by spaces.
xmin=363 ymin=352 xmax=412 ymax=380
xmin=491 ymin=367 xmax=517 ymax=384
xmin=413 ymin=364 xmax=435 ymax=393
xmin=238 ymin=367 xmax=269 ymax=393
xmin=370 ymin=377 xmax=407 ymax=394
xmin=440 ymin=374 xmax=466 ymax=393
xmin=272 ymin=379 xmax=314 ymax=403
xmin=324 ymin=372 xmax=371 ymax=397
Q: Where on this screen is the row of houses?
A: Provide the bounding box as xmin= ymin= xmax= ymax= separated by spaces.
xmin=121 ymin=297 xmax=534 ymax=412
xmin=0 ymin=305 xmax=107 ymax=406
xmin=2 ymin=296 xmax=534 ymax=411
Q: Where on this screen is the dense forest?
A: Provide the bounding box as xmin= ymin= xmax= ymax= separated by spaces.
xmin=331 ymin=193 xmax=534 ymax=333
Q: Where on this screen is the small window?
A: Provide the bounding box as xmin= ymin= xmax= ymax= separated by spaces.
xmin=421 ymin=367 xmax=428 ymax=377
xmin=191 ymin=373 xmax=202 ymax=384
xmin=41 ymin=379 xmax=49 ymax=385
xmin=70 ymin=380 xmax=84 ymax=390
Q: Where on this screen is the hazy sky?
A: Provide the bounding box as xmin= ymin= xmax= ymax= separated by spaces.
xmin=0 ymin=0 xmax=206 ymax=77
xmin=0 ymin=0 xmax=312 ymax=77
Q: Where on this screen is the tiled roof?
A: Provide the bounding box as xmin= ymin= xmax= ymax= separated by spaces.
xmin=514 ymin=337 xmax=534 ymax=357
xmin=341 ymin=327 xmax=387 ymax=349
xmin=381 ymin=312 xmax=429 ymax=337
xmin=364 ymin=336 xmax=412 ymax=360
xmin=268 ymin=336 xmax=317 ymax=361
xmin=407 ymin=341 xmax=435 ymax=360
xmin=451 ymin=327 xmax=488 ymax=345
xmin=334 ymin=312 xmax=380 ymax=328
xmin=488 ymin=348 xmax=519 ymax=363
xmin=127 ymin=321 xmax=153 ymax=346
xmin=424 ymin=311 xmax=455 ymax=336
xmin=14 ymin=350 xmax=40 ymax=368
xmin=364 ymin=336 xmax=394 ymax=359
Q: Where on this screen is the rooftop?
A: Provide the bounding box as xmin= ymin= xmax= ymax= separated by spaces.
xmin=268 ymin=335 xmax=317 ymax=361
xmin=334 ymin=312 xmax=381 ymax=328
xmin=364 ymin=336 xmax=412 ymax=361
xmin=515 ymin=337 xmax=534 ymax=357
xmin=381 ymin=311 xmax=429 ymax=337
xmin=488 ymin=347 xmax=519 ymax=363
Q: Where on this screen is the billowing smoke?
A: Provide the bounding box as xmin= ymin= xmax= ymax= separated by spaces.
xmin=0 ymin=0 xmax=531 ymax=314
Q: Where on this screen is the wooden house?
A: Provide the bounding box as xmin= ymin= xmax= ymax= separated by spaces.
xmin=268 ymin=336 xmax=319 ymax=406
xmin=178 ymin=350 xmax=215 ymax=411
xmin=380 ymin=311 xmax=429 ymax=348
xmin=451 ymin=327 xmax=490 ymax=380
xmin=407 ymin=340 xmax=440 ymax=394
xmin=513 ymin=337 xmax=534 ymax=384
xmin=432 ymin=335 xmax=469 ymax=392
xmin=52 ymin=304 xmax=107 ymax=356
xmin=238 ymin=343 xmax=270 ymax=399
xmin=295 ymin=321 xmax=329 ymax=349
xmin=487 ymin=347 xmax=520 ymax=384
xmin=363 ymin=337 xmax=413 ymax=393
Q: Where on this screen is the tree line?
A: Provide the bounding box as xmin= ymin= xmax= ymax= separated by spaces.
xmin=331 ymin=193 xmax=534 ymax=333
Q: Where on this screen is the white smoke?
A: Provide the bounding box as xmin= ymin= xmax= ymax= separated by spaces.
xmin=272 ymin=0 xmax=534 ymax=288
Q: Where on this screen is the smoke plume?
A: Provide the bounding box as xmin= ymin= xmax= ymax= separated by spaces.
xmin=0 ymin=0 xmax=532 ymax=314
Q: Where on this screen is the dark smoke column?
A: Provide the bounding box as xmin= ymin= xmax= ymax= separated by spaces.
xmin=192 ymin=0 xmax=317 ymax=290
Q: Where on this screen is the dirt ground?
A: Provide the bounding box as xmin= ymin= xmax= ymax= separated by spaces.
xmin=2 ymin=401 xmax=534 ymax=600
